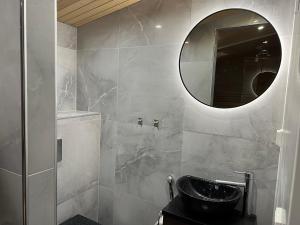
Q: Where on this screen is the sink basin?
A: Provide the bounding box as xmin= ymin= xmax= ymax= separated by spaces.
xmin=176 ymin=175 xmax=242 ymax=215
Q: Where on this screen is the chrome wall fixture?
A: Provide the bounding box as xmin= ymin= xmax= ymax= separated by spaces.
xmin=167 ymin=175 xmax=175 ymax=201
xmin=138 ymin=117 xmax=143 ymax=127
xmin=153 ymin=119 xmax=160 ymax=129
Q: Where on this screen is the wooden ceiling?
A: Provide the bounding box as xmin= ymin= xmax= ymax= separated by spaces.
xmin=58 ymin=0 xmax=140 ymax=27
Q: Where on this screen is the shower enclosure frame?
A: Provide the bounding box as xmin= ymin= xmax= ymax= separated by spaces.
xmin=19 ymin=0 xmax=58 ymax=224
xmin=20 ymin=0 xmax=28 ymax=224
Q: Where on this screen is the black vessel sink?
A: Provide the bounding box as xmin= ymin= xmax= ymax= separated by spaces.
xmin=176 ymin=176 xmax=242 ymax=215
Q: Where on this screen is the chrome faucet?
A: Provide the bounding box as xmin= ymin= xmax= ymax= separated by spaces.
xmin=167 ymin=175 xmax=175 ymax=201
xmin=215 ymin=171 xmax=254 ymax=217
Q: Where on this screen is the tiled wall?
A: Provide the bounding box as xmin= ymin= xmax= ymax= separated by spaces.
xmin=75 ymin=1 xmax=296 ymax=225
xmin=26 ymin=0 xmax=56 ymax=225
xmin=57 ymin=22 xmax=77 ymax=112
xmin=0 ymin=0 xmax=23 ymax=224
xmin=57 ymin=113 xmax=101 ymax=224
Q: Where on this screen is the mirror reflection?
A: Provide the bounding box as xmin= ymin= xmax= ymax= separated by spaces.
xmin=180 ymin=9 xmax=282 ymax=108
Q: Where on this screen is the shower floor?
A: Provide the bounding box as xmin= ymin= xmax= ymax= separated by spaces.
xmin=60 ymin=215 xmax=101 ymax=225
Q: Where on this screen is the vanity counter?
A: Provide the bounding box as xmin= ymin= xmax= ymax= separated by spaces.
xmin=162 ymin=196 xmax=257 ymax=225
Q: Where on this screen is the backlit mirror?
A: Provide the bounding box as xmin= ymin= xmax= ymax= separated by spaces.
xmin=179 ymin=9 xmax=282 ymax=108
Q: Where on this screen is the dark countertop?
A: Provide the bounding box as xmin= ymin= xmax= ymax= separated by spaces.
xmin=162 ymin=196 xmax=257 ymax=225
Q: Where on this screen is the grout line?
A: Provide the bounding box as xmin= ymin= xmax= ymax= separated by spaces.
xmin=0 ymin=168 xmax=22 ymax=177
xmin=28 ymin=167 xmax=55 ymax=177
xmin=77 ymin=43 xmax=181 ymax=51
xmin=57 ymin=111 xmax=100 ymax=120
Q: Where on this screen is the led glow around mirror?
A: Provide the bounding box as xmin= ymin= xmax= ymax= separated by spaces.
xmin=179 ymin=9 xmax=282 ymax=108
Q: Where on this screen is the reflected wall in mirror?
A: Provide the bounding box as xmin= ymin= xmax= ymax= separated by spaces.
xmin=180 ymin=9 xmax=282 ymax=108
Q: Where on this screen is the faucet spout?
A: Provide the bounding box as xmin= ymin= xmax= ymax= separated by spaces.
xmin=167 ymin=175 xmax=175 ymax=201
xmin=215 ymin=171 xmax=254 ymax=217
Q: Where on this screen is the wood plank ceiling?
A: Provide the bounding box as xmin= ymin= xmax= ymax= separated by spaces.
xmin=58 ymin=0 xmax=140 ymax=27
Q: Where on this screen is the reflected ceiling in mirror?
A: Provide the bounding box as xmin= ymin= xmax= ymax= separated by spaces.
xmin=179 ymin=9 xmax=282 ymax=108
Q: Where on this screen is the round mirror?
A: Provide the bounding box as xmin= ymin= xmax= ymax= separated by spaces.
xmin=179 ymin=9 xmax=282 ymax=108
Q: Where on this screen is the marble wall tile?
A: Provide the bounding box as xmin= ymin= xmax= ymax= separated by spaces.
xmin=77 ymin=49 xmax=118 ymax=120
xmin=99 ymin=186 xmax=114 ymax=225
xmin=57 ymin=111 xmax=100 ymax=122
xmin=28 ymin=169 xmax=56 ymax=225
xmin=0 ymin=0 xmax=22 ymax=174
xmin=183 ymin=98 xmax=283 ymax=144
xmin=57 ymin=22 xmax=77 ymax=49
xmin=191 ymin=0 xmax=295 ymax=36
xmin=181 ymin=131 xmax=279 ymax=181
xmin=27 ymin=0 xmax=56 ymax=175
xmin=118 ymin=0 xmax=191 ymax=47
xmin=0 ymin=169 xmax=23 ymax=225
xmin=0 ymin=131 xmax=22 ymax=175
xmin=57 ymin=46 xmax=77 ymax=112
xmin=118 ymin=93 xmax=184 ymax=131
xmin=57 ymin=115 xmax=101 ymax=204
xmin=113 ymin=191 xmax=161 ymax=225
xmin=181 ymin=131 xmax=279 ymax=225
xmin=118 ymin=45 xmax=185 ymax=129
xmin=57 ymin=185 xmax=99 ymax=224
xmin=118 ymin=45 xmax=183 ymax=98
xmin=99 ymin=119 xmax=117 ymax=188
xmin=115 ymin=122 xmax=182 ymax=207
xmin=78 ymin=13 xmax=120 ymax=50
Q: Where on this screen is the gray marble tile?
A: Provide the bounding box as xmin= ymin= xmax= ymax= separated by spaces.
xmin=57 ymin=185 xmax=99 ymax=224
xmin=78 ymin=13 xmax=119 ymax=50
xmin=57 ymin=115 xmax=101 ymax=204
xmin=99 ymin=186 xmax=114 ymax=225
xmin=57 ymin=22 xmax=77 ymax=49
xmin=181 ymin=131 xmax=279 ymax=225
xmin=0 ymin=169 xmax=22 ymax=225
xmin=113 ymin=191 xmax=161 ymax=225
xmin=118 ymin=93 xmax=184 ymax=131
xmin=118 ymin=45 xmax=185 ymax=129
xmin=118 ymin=43 xmax=183 ymax=98
xmin=77 ymin=49 xmax=118 ymax=120
xmin=115 ymin=122 xmax=182 ymax=207
xmin=0 ymin=132 xmax=22 ymax=175
xmin=118 ymin=0 xmax=191 ymax=47
xmin=181 ymin=131 xmax=279 ymax=179
xmin=183 ymin=101 xmax=281 ymax=144
xmin=100 ymin=119 xmax=117 ymax=188
xmin=191 ymin=0 xmax=295 ymax=36
xmin=26 ymin=0 xmax=56 ymax=175
xmin=57 ymin=46 xmax=77 ymax=112
xmin=0 ymin=0 xmax=22 ymax=175
xmin=28 ymin=169 xmax=56 ymax=225
xmin=116 ymin=122 xmax=182 ymax=159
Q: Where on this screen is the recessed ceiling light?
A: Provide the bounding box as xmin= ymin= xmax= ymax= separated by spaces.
xmin=155 ymin=24 xmax=162 ymax=29
xmin=262 ymin=40 xmax=268 ymax=44
xmin=258 ymin=25 xmax=265 ymax=30
xmin=185 ymin=41 xmax=189 ymax=44
xmin=253 ymin=19 xmax=259 ymax=23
